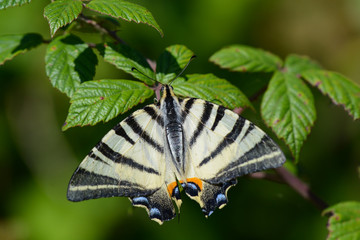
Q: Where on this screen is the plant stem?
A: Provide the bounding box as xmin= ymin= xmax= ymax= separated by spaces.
xmin=250 ymin=167 xmax=328 ymax=211
xmin=275 ymin=167 xmax=329 ymax=211
xmin=248 ymin=172 xmax=283 ymax=183
xmin=78 ymin=14 xmax=126 ymax=44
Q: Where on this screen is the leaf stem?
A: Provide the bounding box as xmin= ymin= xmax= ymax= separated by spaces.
xmin=77 ymin=14 xmax=126 ymax=44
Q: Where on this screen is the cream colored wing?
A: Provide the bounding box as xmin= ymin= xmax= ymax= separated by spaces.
xmin=180 ymin=98 xmax=286 ymax=216
xmin=67 ymin=104 xmax=176 ymax=224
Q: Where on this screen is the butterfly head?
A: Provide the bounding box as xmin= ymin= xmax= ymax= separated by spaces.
xmin=159 ymin=55 xmax=196 ymax=103
xmin=160 ymin=85 xmax=175 ymax=101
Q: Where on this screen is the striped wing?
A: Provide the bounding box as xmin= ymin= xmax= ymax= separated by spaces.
xmin=181 ymin=98 xmax=286 ymax=216
xmin=67 ymin=105 xmax=176 ymax=224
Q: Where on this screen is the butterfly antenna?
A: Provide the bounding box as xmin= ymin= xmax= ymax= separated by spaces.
xmin=169 ymin=55 xmax=197 ymax=85
xmin=131 ymin=67 xmax=155 ymax=81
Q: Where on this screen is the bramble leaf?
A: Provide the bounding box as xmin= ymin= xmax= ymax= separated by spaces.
xmin=172 ymin=73 xmax=253 ymax=110
xmin=0 ymin=33 xmax=43 ymax=65
xmin=44 ymin=0 xmax=83 ymax=37
xmin=45 ymin=34 xmax=98 ymax=97
xmin=156 ymin=45 xmax=195 ymax=83
xmin=98 ymin=42 xmax=155 ymax=85
xmin=261 ymin=71 xmax=316 ymax=160
xmin=303 ymin=70 xmax=360 ymax=120
xmin=0 ymin=0 xmax=31 ymax=10
xmin=210 ymin=45 xmax=282 ymax=72
xmin=323 ymin=202 xmax=360 ymax=240
xmin=284 ymin=54 xmax=322 ymax=75
xmin=85 ymin=0 xmax=163 ymax=37
xmin=63 ymin=80 xmax=153 ymax=130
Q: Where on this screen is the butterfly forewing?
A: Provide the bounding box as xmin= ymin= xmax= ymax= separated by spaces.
xmin=67 ymin=105 xmax=166 ymax=200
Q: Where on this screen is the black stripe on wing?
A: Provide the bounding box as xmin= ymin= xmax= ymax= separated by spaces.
xmin=113 ymin=124 xmax=136 ymax=145
xmin=125 ymin=115 xmax=164 ymax=153
xmin=208 ymin=135 xmax=285 ymax=184
xmin=189 ymin=101 xmax=214 ymax=147
xmin=70 ymin=168 xmax=121 ymax=186
xmin=199 ymin=116 xmax=246 ymax=167
xmin=88 ymin=151 xmax=110 ymax=166
xmin=211 ymin=105 xmax=226 ymax=131
xmin=67 ymin=168 xmax=157 ymax=201
xmin=143 ymin=105 xmax=164 ymax=127
xmin=95 ymin=142 xmax=160 ymax=175
xmin=181 ymin=98 xmax=196 ymax=122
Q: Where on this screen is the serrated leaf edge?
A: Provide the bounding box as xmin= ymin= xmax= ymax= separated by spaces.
xmin=84 ymin=1 xmax=163 ymax=37
xmin=44 ymin=0 xmax=83 ymax=37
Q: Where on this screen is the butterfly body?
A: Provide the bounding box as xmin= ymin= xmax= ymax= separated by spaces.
xmin=161 ymin=85 xmax=187 ymax=180
xmin=67 ymin=84 xmax=285 ymax=224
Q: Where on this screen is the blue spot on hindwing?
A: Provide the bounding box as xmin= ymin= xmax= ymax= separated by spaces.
xmin=150 ymin=208 xmax=162 ymax=219
xmin=185 ymin=182 xmax=199 ymax=196
xmin=216 ymin=193 xmax=227 ymax=207
xmin=173 ymin=186 xmax=181 ymax=200
xmin=132 ymin=196 xmax=149 ymax=208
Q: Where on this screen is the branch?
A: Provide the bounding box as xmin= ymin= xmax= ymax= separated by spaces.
xmin=249 ymin=167 xmax=328 ymax=211
xmin=77 ymin=14 xmax=126 ymax=44
xmin=248 ymin=171 xmax=283 ymax=183
xmin=275 ymin=166 xmax=329 ymax=211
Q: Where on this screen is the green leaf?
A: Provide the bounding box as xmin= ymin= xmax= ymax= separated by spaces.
xmin=85 ymin=0 xmax=163 ymax=37
xmin=284 ymin=54 xmax=322 ymax=75
xmin=303 ymin=70 xmax=360 ymax=120
xmin=44 ymin=0 xmax=83 ymax=37
xmin=98 ymin=42 xmax=155 ymax=85
xmin=45 ymin=34 xmax=98 ymax=97
xmin=156 ymin=45 xmax=195 ymax=84
xmin=261 ymin=71 xmax=316 ymax=160
xmin=0 ymin=33 xmax=43 ymax=64
xmin=323 ymin=202 xmax=360 ymax=240
xmin=282 ymin=160 xmax=298 ymax=176
xmin=0 ymin=0 xmax=31 ymax=10
xmin=63 ymin=80 xmax=153 ymax=130
xmin=210 ymin=45 xmax=282 ymax=72
xmin=172 ymin=73 xmax=253 ymax=110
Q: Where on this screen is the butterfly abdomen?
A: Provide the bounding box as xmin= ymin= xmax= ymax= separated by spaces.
xmin=161 ymin=85 xmax=186 ymax=174
xmin=165 ymin=122 xmax=184 ymax=163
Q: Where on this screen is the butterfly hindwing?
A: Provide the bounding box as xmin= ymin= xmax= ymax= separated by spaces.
xmin=67 ymin=104 xmax=176 ymax=223
xmin=180 ymin=98 xmax=285 ymax=216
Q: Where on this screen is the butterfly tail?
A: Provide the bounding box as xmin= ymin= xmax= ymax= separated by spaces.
xmin=131 ymin=184 xmax=176 ymax=224
xmin=184 ymin=178 xmax=237 ymax=217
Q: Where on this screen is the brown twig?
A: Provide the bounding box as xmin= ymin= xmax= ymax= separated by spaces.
xmin=248 ymin=171 xmax=284 ymax=183
xmin=275 ymin=167 xmax=329 ymax=211
xmin=249 ymin=167 xmax=328 ymax=211
xmin=152 ymin=83 xmax=162 ymax=101
xmin=77 ymin=14 xmax=126 ymax=44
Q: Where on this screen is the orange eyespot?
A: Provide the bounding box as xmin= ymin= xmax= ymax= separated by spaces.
xmin=186 ymin=177 xmax=203 ymax=190
xmin=167 ymin=178 xmax=203 ymax=197
xmin=167 ymin=180 xmax=183 ymax=196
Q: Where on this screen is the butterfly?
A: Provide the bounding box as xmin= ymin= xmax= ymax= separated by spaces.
xmin=67 ymin=82 xmax=286 ymax=224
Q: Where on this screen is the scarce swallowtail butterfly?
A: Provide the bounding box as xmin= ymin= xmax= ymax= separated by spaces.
xmin=67 ymin=65 xmax=286 ymax=224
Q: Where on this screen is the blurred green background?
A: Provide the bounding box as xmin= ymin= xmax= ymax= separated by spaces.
xmin=1 ymin=0 xmax=360 ymax=239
